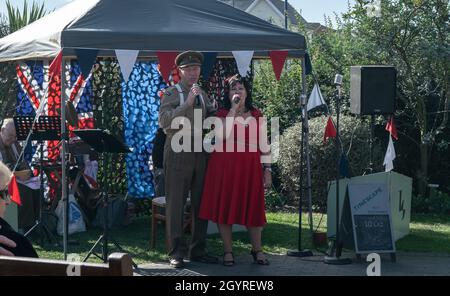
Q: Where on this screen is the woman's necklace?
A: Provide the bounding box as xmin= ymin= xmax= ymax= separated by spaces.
xmin=235 ymin=107 xmax=247 ymax=117
xmin=235 ymin=108 xmax=250 ymax=127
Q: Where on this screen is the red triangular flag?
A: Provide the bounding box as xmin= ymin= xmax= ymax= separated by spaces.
xmin=8 ymin=176 xmax=21 ymax=206
xmin=49 ymin=50 xmax=63 ymax=77
xmin=385 ymin=116 xmax=398 ymax=140
xmin=156 ymin=52 xmax=179 ymax=84
xmin=324 ymin=116 xmax=337 ymax=143
xmin=269 ymin=50 xmax=289 ymax=80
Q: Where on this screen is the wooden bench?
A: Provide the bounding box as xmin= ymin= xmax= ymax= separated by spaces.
xmin=0 ymin=252 xmax=133 ymax=276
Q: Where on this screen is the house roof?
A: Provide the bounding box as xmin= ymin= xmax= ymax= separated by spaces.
xmin=219 ymin=0 xmax=307 ymax=26
xmin=219 ymin=0 xmax=254 ymax=11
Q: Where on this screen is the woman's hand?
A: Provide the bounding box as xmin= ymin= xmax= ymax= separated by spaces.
xmin=231 ymin=94 xmax=241 ymax=111
xmin=0 ymin=235 xmax=16 ymax=256
xmin=263 ymin=169 xmax=272 ymax=189
xmin=14 ymin=170 xmax=31 ymax=181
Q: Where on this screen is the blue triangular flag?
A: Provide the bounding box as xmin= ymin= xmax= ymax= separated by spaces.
xmin=339 ymin=153 xmax=352 ymax=178
xmin=305 ymin=52 xmax=312 ymax=75
xmin=75 ymin=49 xmax=99 ymax=78
xmin=201 ymin=52 xmax=218 ymax=81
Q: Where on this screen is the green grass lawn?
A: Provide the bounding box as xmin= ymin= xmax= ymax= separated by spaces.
xmin=33 ymin=212 xmax=450 ymax=264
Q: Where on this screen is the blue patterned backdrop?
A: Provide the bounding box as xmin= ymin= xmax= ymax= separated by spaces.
xmin=122 ymin=62 xmax=166 ymax=198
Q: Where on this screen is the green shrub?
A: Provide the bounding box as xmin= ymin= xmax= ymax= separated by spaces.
xmin=252 ymin=60 xmax=302 ymax=134
xmin=278 ymin=115 xmax=384 ymax=211
xmin=264 ymin=186 xmax=286 ymax=211
xmin=412 ymin=190 xmax=450 ymax=215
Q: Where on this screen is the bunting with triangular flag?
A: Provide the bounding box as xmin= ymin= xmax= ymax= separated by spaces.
xmin=307 ymin=83 xmax=326 ymax=111
xmin=49 ymin=50 xmax=62 ymax=78
xmin=385 ymin=115 xmax=398 ymax=140
xmin=74 ymin=49 xmax=98 ymax=79
xmin=8 ymin=175 xmax=21 ymax=206
xmin=339 ymin=153 xmax=352 ymax=178
xmin=269 ymin=50 xmax=288 ymax=80
xmin=383 ymin=135 xmax=396 ymax=172
xmin=115 ymin=49 xmax=139 ymax=83
xmin=305 ymin=52 xmax=312 ymax=75
xmin=201 ymin=52 xmax=218 ymax=81
xmin=324 ymin=116 xmax=337 ymax=143
xmin=232 ymin=51 xmax=253 ymax=77
xmin=156 ymin=52 xmax=178 ymax=84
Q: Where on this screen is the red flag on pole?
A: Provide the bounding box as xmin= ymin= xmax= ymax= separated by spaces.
xmin=269 ymin=50 xmax=288 ymax=80
xmin=8 ymin=176 xmax=22 ymax=206
xmin=324 ymin=116 xmax=337 ymax=143
xmin=385 ymin=116 xmax=398 ymax=140
xmin=156 ymin=52 xmax=179 ymax=84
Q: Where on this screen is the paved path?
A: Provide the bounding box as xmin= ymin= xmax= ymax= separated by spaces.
xmin=135 ymin=251 xmax=450 ymax=276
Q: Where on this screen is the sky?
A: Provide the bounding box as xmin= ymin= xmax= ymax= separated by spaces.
xmin=290 ymin=0 xmax=355 ymax=25
xmin=0 ymin=0 xmax=354 ymax=26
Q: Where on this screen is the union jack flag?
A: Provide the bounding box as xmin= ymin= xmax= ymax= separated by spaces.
xmin=16 ymin=59 xmax=95 ymax=200
xmin=16 ymin=59 xmax=95 ymax=162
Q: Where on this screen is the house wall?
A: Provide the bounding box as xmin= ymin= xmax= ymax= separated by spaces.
xmin=247 ymin=0 xmax=284 ymax=27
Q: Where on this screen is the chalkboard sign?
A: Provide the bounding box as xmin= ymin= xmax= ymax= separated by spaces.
xmin=347 ymin=184 xmax=396 ymax=254
xmin=353 ymin=215 xmax=394 ymax=251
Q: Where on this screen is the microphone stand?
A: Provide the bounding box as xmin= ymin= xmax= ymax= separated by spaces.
xmin=287 ymin=56 xmax=313 ymax=258
xmin=324 ymin=75 xmax=352 ymax=265
xmin=287 ymin=94 xmax=313 ymax=258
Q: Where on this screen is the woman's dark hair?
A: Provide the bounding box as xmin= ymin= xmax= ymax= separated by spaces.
xmin=223 ymin=74 xmax=255 ymax=111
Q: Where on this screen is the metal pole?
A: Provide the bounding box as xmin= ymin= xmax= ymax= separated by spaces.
xmin=335 ymin=85 xmax=341 ymax=256
xmin=61 ymin=56 xmax=68 ymax=260
xmin=301 ymin=58 xmax=314 ymax=238
xmin=284 ymin=0 xmax=288 ymax=29
xmin=324 ymin=80 xmax=351 ymax=265
xmin=369 ymin=114 xmax=375 ymax=174
xmin=287 ymin=56 xmax=313 ymax=257
xmin=298 ymin=104 xmax=305 ymax=250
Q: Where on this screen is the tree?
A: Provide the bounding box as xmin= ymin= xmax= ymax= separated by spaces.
xmin=305 ymin=0 xmax=450 ymax=196
xmin=0 ymin=1 xmax=48 ymax=120
xmin=252 ymin=60 xmax=303 ymax=133
xmin=348 ymin=0 xmax=449 ymax=196
xmin=6 ymin=0 xmax=47 ymax=33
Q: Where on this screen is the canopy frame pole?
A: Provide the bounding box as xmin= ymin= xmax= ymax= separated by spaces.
xmin=61 ymin=55 xmax=68 ymax=260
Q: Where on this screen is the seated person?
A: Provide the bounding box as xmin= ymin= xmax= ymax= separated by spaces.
xmin=0 ymin=161 xmax=38 ymax=257
xmin=0 ymin=118 xmax=41 ymax=232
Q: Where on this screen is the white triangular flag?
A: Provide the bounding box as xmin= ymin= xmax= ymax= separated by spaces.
xmin=307 ymin=83 xmax=326 ymax=111
xmin=232 ymin=51 xmax=254 ymax=77
xmin=115 ymin=49 xmax=139 ymax=82
xmin=383 ymin=135 xmax=396 ymax=172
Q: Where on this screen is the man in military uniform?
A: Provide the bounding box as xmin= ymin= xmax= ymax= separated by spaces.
xmin=159 ymin=51 xmax=218 ymax=268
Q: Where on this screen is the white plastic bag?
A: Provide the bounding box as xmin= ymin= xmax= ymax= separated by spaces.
xmin=55 ymin=194 xmax=86 ymax=235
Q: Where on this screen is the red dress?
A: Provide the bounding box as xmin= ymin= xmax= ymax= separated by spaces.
xmin=199 ymin=108 xmax=266 ymax=227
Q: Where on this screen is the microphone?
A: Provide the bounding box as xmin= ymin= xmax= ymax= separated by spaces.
xmin=192 ymin=83 xmax=201 ymax=106
xmin=334 ymin=74 xmax=343 ymax=86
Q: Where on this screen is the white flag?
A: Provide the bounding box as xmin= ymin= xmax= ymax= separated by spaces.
xmin=232 ymin=51 xmax=254 ymax=77
xmin=115 ymin=49 xmax=139 ymax=83
xmin=307 ymin=83 xmax=326 ymax=111
xmin=383 ymin=135 xmax=396 ymax=172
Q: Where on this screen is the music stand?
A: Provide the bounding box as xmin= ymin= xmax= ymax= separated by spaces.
xmin=73 ymin=129 xmax=134 ymax=265
xmin=13 ymin=116 xmax=60 ymax=246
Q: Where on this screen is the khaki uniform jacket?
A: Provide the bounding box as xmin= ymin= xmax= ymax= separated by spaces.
xmin=158 ymin=81 xmax=216 ymax=138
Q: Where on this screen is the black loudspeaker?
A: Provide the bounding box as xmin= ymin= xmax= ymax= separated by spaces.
xmin=350 ymin=66 xmax=396 ymax=115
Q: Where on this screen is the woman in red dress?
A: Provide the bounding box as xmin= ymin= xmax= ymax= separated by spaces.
xmin=199 ymin=74 xmax=272 ymax=266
